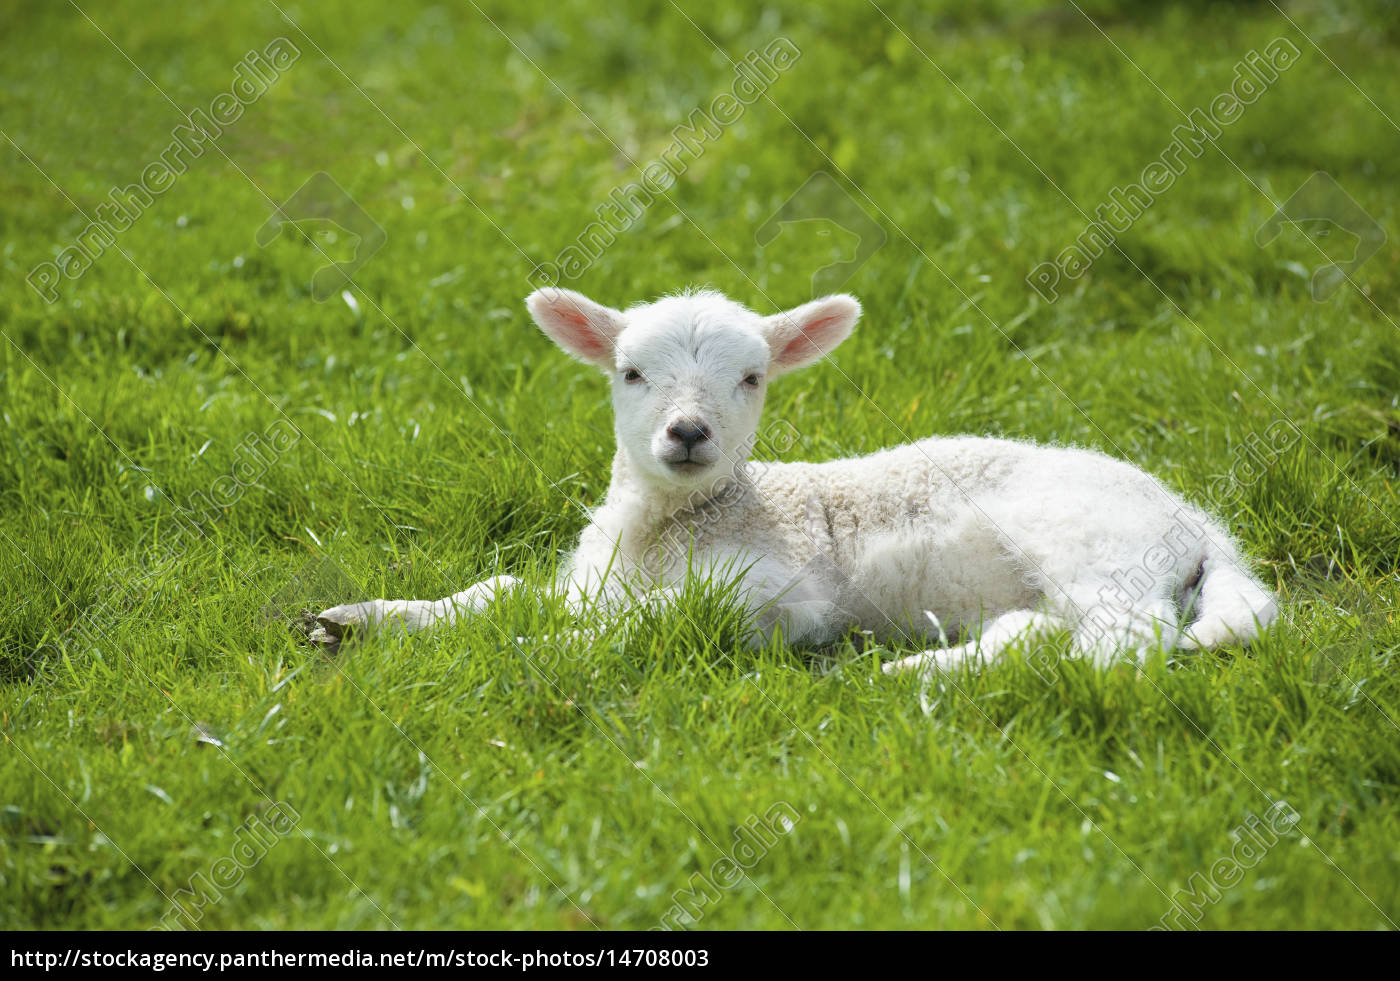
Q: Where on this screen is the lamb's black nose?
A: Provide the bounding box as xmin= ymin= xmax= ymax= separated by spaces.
xmin=667 ymin=420 xmax=711 ymax=450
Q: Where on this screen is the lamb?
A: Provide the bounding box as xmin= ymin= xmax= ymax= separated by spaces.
xmin=315 ymin=287 xmax=1278 ymax=675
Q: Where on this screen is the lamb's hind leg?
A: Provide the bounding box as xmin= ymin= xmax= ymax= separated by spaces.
xmin=882 ymin=610 xmax=1066 ymax=679
xmin=1056 ymin=579 xmax=1183 ymax=666
xmin=315 ymin=575 xmax=522 ymax=640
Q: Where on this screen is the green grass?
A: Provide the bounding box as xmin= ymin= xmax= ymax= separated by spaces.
xmin=3 ymin=0 xmax=1400 ymax=930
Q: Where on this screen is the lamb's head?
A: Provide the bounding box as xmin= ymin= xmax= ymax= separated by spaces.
xmin=526 ymin=287 xmax=861 ymax=490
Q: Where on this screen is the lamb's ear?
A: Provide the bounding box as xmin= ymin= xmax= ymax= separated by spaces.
xmin=760 ymin=294 xmax=861 ymax=375
xmin=525 ymin=288 xmax=625 ymax=369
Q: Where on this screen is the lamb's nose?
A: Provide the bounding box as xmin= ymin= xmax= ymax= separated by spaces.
xmin=667 ymin=420 xmax=711 ymax=450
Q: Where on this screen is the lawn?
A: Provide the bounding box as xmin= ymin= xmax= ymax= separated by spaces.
xmin=2 ymin=0 xmax=1399 ymax=931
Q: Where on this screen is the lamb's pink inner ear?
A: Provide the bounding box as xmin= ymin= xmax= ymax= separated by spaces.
xmin=526 ymin=289 xmax=624 ymax=368
xmin=767 ymin=295 xmax=861 ymax=372
xmin=776 ymin=314 xmax=844 ymax=367
xmin=553 ymin=305 xmax=611 ymax=361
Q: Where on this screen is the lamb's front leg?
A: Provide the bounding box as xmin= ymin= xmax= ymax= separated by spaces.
xmin=739 ymin=553 xmax=849 ymax=649
xmin=315 ymin=575 xmax=521 ymax=640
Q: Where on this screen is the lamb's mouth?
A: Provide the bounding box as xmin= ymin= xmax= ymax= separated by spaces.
xmin=665 ymin=459 xmax=709 ymax=475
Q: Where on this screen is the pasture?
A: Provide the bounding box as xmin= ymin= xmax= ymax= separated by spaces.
xmin=2 ymin=0 xmax=1399 ymax=929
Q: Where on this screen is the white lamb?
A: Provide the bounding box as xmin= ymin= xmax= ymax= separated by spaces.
xmin=316 ymin=287 xmax=1278 ymax=675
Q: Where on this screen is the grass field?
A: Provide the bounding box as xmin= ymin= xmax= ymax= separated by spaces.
xmin=3 ymin=0 xmax=1400 ymax=931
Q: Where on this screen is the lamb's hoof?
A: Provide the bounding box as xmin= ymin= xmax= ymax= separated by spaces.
xmin=306 ymin=625 xmax=340 ymax=650
xmin=882 ymin=650 xmax=954 ymax=679
xmin=882 ymin=653 xmax=918 ymax=675
xmin=286 ymin=608 xmax=342 ymax=654
xmin=315 ymin=601 xmax=378 ymax=639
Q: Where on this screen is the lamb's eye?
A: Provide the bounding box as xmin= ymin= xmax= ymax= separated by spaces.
xmin=742 ymin=373 xmax=761 ymax=387
xmin=623 ymin=369 xmax=644 ymax=384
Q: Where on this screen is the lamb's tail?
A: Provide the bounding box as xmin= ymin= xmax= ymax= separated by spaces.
xmin=1177 ymin=551 xmax=1278 ymax=650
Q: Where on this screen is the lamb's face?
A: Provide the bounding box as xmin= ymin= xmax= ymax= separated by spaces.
xmin=609 ymin=298 xmax=771 ymax=488
xmin=526 ymin=287 xmax=862 ymax=492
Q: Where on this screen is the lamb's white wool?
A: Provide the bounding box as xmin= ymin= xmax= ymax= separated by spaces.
xmin=318 ymin=288 xmax=1278 ymax=676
